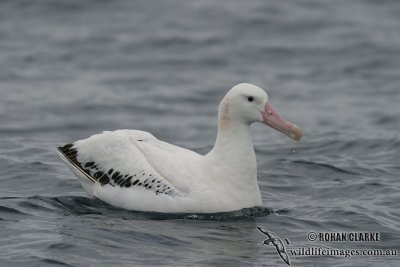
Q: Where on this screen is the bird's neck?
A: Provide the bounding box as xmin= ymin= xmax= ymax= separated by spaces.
xmin=202 ymin=104 xmax=261 ymax=207
xmin=205 ymin=119 xmax=257 ymax=178
xmin=210 ymin=98 xmax=256 ymax=162
xmin=213 ymin=121 xmax=254 ymax=156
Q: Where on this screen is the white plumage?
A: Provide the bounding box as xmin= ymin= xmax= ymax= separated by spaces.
xmin=58 ymin=83 xmax=302 ymax=213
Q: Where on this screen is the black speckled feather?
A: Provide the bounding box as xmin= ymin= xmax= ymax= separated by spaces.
xmin=57 ymin=143 xmax=175 ymax=195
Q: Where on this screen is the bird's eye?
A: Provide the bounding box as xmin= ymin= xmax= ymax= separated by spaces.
xmin=247 ymin=96 xmax=254 ymax=102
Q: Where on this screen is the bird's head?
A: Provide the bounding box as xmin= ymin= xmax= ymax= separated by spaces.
xmin=219 ymin=83 xmax=302 ymax=141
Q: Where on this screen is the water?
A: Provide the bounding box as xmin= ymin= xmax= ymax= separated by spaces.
xmin=1 ymin=0 xmax=399 ymax=266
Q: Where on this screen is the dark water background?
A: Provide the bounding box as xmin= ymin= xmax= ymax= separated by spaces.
xmin=1 ymin=0 xmax=399 ymax=266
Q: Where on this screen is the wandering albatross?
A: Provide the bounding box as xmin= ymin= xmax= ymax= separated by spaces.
xmin=57 ymin=83 xmax=302 ymax=213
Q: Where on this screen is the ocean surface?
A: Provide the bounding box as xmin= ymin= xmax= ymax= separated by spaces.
xmin=0 ymin=0 xmax=399 ymax=266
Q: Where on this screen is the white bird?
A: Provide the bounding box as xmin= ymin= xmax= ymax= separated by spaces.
xmin=57 ymin=83 xmax=302 ymax=213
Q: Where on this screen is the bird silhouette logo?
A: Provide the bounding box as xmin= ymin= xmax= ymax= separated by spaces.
xmin=257 ymin=226 xmax=291 ymax=266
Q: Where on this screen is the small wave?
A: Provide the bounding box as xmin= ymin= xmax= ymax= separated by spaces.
xmin=292 ymin=160 xmax=358 ymax=175
xmin=17 ymin=199 xmax=56 ymax=212
xmin=40 ymin=258 xmax=74 ymax=267
xmin=39 ymin=196 xmax=105 ymax=215
xmin=47 ymin=243 xmax=75 ymax=250
xmin=0 ymin=205 xmax=27 ymax=215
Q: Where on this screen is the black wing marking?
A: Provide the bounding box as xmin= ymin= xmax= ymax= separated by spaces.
xmin=58 ymin=143 xmax=97 ymax=184
xmin=57 ymin=143 xmax=177 ymax=196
